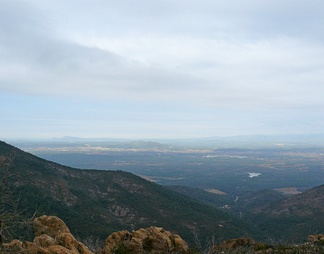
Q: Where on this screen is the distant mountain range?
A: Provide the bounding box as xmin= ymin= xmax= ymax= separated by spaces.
xmin=8 ymin=133 xmax=324 ymax=149
xmin=162 ymin=134 xmax=324 ymax=148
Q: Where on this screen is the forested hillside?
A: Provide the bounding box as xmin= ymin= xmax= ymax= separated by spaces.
xmin=0 ymin=141 xmax=254 ymax=246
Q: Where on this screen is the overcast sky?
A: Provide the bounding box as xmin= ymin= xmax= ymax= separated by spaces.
xmin=1 ymin=0 xmax=324 ymax=139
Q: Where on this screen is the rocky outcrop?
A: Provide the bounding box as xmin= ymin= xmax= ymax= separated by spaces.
xmin=306 ymin=234 xmax=324 ymax=246
xmin=209 ymin=237 xmax=256 ymax=253
xmin=101 ymin=226 xmax=189 ymax=254
xmin=2 ymin=215 xmax=189 ymax=254
xmin=1 ymin=214 xmax=323 ymax=254
xmin=307 ymin=234 xmax=324 ymax=244
xmin=218 ymin=237 xmax=256 ymax=250
xmin=2 ymin=215 xmax=93 ymax=254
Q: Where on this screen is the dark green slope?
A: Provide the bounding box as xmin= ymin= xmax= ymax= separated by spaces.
xmin=0 ymin=141 xmax=255 ymax=245
xmin=232 ymin=189 xmax=285 ymax=213
xmin=167 ymin=182 xmax=324 ymax=244
xmin=166 ymin=185 xmax=234 ymax=208
xmin=242 ymin=185 xmax=324 ymax=243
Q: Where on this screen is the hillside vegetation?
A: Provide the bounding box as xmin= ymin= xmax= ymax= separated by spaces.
xmin=170 ymin=184 xmax=324 ymax=243
xmin=0 ymin=141 xmax=254 ymax=246
xmin=1 ymin=140 xmax=323 ymax=248
xmin=242 ymin=184 xmax=324 ymax=242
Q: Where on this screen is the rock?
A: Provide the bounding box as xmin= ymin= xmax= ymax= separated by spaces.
xmin=222 ymin=237 xmax=255 ymax=250
xmin=3 ymin=215 xmax=93 ymax=254
xmin=2 ymin=240 xmax=24 ymax=253
xmin=34 ymin=215 xmax=71 ymax=238
xmin=102 ymin=226 xmax=189 ymax=254
xmin=307 ymin=234 xmax=324 ymax=245
xmin=2 ymin=240 xmax=51 ymax=254
xmin=217 ymin=237 xmax=256 ymax=250
xmin=34 ymin=234 xmax=56 ymax=248
xmin=307 ymin=234 xmax=324 ymax=242
xmin=2 ymin=215 xmax=188 ymax=254
xmin=103 ymin=230 xmax=132 ymax=251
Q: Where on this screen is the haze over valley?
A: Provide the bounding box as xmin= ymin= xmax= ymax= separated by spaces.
xmin=11 ymin=135 xmax=324 ymax=196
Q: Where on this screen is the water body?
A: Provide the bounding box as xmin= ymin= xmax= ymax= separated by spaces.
xmin=248 ymin=172 xmax=261 ymax=178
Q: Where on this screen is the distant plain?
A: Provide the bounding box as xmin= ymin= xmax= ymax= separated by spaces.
xmin=12 ymin=136 xmax=324 ymax=196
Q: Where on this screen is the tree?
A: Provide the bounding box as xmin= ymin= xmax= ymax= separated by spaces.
xmin=0 ymin=156 xmax=33 ymax=250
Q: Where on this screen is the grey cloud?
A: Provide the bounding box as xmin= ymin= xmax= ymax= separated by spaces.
xmin=1 ymin=0 xmax=324 ymax=110
xmin=1 ymin=1 xmax=206 ymax=100
xmin=42 ymin=0 xmax=324 ymax=42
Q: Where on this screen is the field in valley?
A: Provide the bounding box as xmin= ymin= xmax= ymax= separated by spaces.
xmin=15 ymin=140 xmax=324 ymax=196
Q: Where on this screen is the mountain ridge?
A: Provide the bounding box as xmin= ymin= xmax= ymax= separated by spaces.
xmin=240 ymin=185 xmax=324 ymax=242
xmin=1 ymin=140 xmax=323 ymax=245
xmin=0 ymin=140 xmax=254 ymax=246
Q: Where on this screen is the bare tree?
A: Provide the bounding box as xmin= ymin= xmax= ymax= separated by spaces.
xmin=0 ymin=156 xmax=33 ymax=250
xmin=0 ymin=156 xmax=17 ymax=248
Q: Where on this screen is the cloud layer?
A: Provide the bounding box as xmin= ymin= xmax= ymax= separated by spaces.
xmin=1 ymin=0 xmax=324 ymax=138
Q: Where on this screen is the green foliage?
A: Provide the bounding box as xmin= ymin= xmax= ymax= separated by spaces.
xmin=0 ymin=141 xmax=255 ymax=247
xmin=188 ymin=248 xmax=203 ymax=254
xmin=0 ymin=156 xmax=33 ymax=247
xmin=1 ymin=140 xmax=323 ymax=249
xmin=111 ymin=243 xmax=132 ymax=254
xmin=253 ymin=242 xmax=273 ymax=251
xmin=316 ymin=239 xmax=324 ymax=246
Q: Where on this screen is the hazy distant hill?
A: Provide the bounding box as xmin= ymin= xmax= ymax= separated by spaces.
xmin=166 ymin=185 xmax=324 ymax=243
xmin=258 ymin=184 xmax=324 ymax=216
xmin=160 ymin=134 xmax=324 ymax=148
xmin=10 ymin=133 xmax=324 ymax=151
xmin=0 ymin=141 xmax=254 ymax=245
xmin=241 ymin=185 xmax=324 ymax=242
